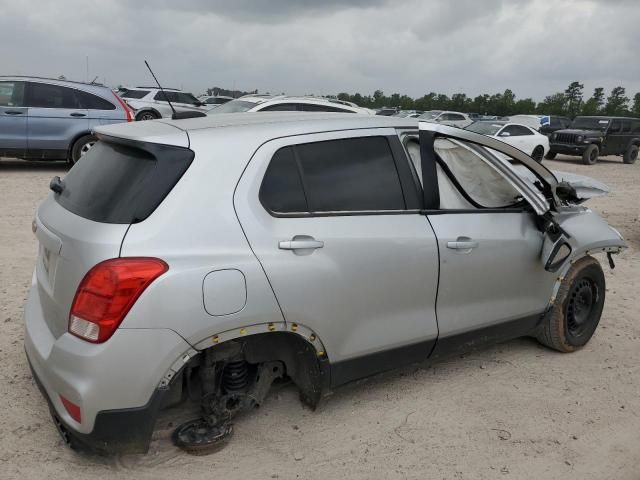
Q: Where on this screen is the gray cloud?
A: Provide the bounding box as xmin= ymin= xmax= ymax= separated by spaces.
xmin=0 ymin=0 xmax=638 ymax=102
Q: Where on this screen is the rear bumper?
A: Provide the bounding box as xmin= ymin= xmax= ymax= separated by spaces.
xmin=549 ymin=143 xmax=588 ymax=155
xmin=27 ymin=354 xmax=167 ymax=455
xmin=23 ymin=278 xmax=193 ymax=454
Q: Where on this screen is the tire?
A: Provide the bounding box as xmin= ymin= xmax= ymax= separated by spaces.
xmin=623 ymin=144 xmax=638 ymax=164
xmin=531 ymin=146 xmax=545 ymax=162
xmin=536 ymin=256 xmax=605 ymax=353
xmin=70 ymin=134 xmax=98 ymax=164
xmin=582 ymin=144 xmax=599 ymax=165
xmin=545 ymin=151 xmax=557 ymax=160
xmin=136 ymin=111 xmax=160 ymax=121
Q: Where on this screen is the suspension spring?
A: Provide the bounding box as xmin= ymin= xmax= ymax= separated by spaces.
xmin=222 ymin=359 xmax=249 ymax=393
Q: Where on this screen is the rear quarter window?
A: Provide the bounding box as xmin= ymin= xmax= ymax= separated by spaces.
xmin=121 ymin=90 xmax=150 ymax=99
xmin=55 ymin=139 xmax=193 ymax=224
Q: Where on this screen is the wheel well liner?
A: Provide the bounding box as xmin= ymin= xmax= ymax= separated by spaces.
xmin=203 ymin=332 xmax=330 ymax=408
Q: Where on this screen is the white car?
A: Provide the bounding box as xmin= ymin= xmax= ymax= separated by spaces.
xmin=418 ymin=110 xmax=473 ymax=128
xmin=506 ymin=115 xmax=543 ymax=131
xmin=199 ymin=95 xmax=234 ymax=110
xmin=466 ymin=121 xmax=550 ymax=162
xmin=119 ymin=87 xmax=208 ymax=120
xmin=208 ymin=95 xmax=373 ymax=115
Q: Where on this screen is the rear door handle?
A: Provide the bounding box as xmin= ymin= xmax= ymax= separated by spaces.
xmin=4 ymin=110 xmax=24 ymax=115
xmin=447 ymin=237 xmax=479 ymax=251
xmin=279 ymin=238 xmax=324 ymax=251
xmin=70 ymin=112 xmax=86 ymax=117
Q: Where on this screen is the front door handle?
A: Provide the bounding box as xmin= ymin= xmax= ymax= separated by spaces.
xmin=447 ymin=237 xmax=479 ymax=252
xmin=279 ymin=237 xmax=324 ymax=251
xmin=70 ymin=112 xmax=86 ymax=117
xmin=4 ymin=110 xmax=24 ymax=115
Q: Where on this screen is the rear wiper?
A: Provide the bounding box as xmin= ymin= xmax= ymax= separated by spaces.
xmin=49 ymin=176 xmax=65 ymax=194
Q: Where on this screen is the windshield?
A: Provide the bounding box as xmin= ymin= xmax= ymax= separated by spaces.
xmin=208 ymin=99 xmax=260 ymax=114
xmin=466 ymin=122 xmax=505 ymax=135
xmin=418 ymin=110 xmax=442 ymax=120
xmin=570 ymin=117 xmax=610 ymax=131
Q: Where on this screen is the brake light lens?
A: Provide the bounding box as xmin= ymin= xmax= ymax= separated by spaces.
xmin=112 ymin=91 xmax=134 ymax=122
xmin=69 ymin=258 xmax=168 ymax=343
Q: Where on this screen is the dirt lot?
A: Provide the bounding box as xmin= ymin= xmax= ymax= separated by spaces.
xmin=1 ymin=155 xmax=639 ymax=480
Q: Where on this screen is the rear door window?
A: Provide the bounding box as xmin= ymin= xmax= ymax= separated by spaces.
xmin=260 ymin=137 xmax=407 ymax=214
xmin=300 ymin=103 xmax=354 ymax=113
xmin=297 ymin=137 xmax=405 ymax=212
xmin=503 ymin=125 xmax=533 ymax=136
xmin=0 ymin=81 xmax=24 ymax=107
xmin=259 ymin=103 xmax=302 ymax=112
xmin=55 ymin=140 xmax=193 ymax=223
xmin=26 ymin=83 xmax=79 ymax=109
xmin=121 ymin=90 xmax=150 ymax=99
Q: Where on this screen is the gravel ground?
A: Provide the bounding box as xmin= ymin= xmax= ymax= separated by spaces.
xmin=1 ymin=155 xmax=639 ymax=480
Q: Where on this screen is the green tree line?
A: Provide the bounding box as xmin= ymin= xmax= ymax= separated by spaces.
xmin=334 ymin=82 xmax=640 ymax=118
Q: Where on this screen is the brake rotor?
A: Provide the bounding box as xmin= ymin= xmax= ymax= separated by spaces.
xmin=172 ymin=419 xmax=233 ymax=455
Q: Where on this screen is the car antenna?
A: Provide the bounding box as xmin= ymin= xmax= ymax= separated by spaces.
xmin=144 ymin=60 xmax=205 ymax=120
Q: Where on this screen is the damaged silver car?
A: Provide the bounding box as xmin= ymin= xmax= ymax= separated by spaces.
xmin=24 ymin=114 xmax=627 ymax=455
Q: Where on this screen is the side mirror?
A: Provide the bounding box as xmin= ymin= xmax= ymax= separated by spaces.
xmin=499 ymin=131 xmax=511 ymax=137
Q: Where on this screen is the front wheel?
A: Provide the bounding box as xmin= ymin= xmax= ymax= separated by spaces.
xmin=535 ymin=256 xmax=605 ymax=353
xmin=70 ymin=134 xmax=98 ymax=164
xmin=531 ymin=146 xmax=545 ymax=162
xmin=582 ymin=144 xmax=599 ymax=165
xmin=623 ymin=144 xmax=638 ymax=164
xmin=545 ymin=151 xmax=557 ymax=160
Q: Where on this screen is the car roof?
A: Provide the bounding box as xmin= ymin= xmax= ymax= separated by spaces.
xmin=0 ymin=75 xmax=110 ymax=90
xmin=95 ymin=112 xmax=418 ymax=144
xmin=234 ymin=95 xmax=362 ymax=108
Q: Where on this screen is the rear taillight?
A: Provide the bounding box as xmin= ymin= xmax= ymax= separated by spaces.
xmin=112 ymin=92 xmax=134 ymax=122
xmin=69 ymin=258 xmax=168 ymax=343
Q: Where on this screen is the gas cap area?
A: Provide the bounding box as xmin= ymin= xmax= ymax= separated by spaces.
xmin=203 ymin=269 xmax=247 ymax=316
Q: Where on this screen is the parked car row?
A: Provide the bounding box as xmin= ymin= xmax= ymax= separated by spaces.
xmin=2 ymin=75 xmax=638 ymax=167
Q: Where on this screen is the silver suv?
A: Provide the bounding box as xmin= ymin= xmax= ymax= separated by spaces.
xmin=0 ymin=76 xmax=132 ymax=163
xmin=119 ymin=87 xmax=208 ymax=120
xmin=25 ymin=113 xmax=626 ymax=455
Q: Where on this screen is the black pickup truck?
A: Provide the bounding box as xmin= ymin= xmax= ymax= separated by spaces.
xmin=546 ymin=116 xmax=640 ymax=165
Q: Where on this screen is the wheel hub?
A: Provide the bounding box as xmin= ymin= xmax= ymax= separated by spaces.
xmin=567 ymin=278 xmax=596 ymax=336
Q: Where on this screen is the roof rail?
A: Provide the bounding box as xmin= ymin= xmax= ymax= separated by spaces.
xmin=0 ymin=75 xmax=105 ymax=87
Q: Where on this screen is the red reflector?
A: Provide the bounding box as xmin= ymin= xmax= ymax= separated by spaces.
xmin=69 ymin=258 xmax=168 ymax=343
xmin=60 ymin=394 xmax=81 ymax=423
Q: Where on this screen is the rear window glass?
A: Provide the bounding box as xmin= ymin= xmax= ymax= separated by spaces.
xmin=76 ymin=91 xmax=115 ymax=110
xmin=121 ymin=90 xmax=149 ymax=99
xmin=55 ymin=140 xmax=193 ymax=224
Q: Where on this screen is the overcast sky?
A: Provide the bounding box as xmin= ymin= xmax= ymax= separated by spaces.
xmin=1 ymin=0 xmax=638 ymax=101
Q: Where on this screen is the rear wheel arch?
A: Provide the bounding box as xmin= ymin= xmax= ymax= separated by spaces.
xmin=191 ymin=326 xmax=330 ymax=408
xmin=69 ymin=132 xmax=98 ymax=163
